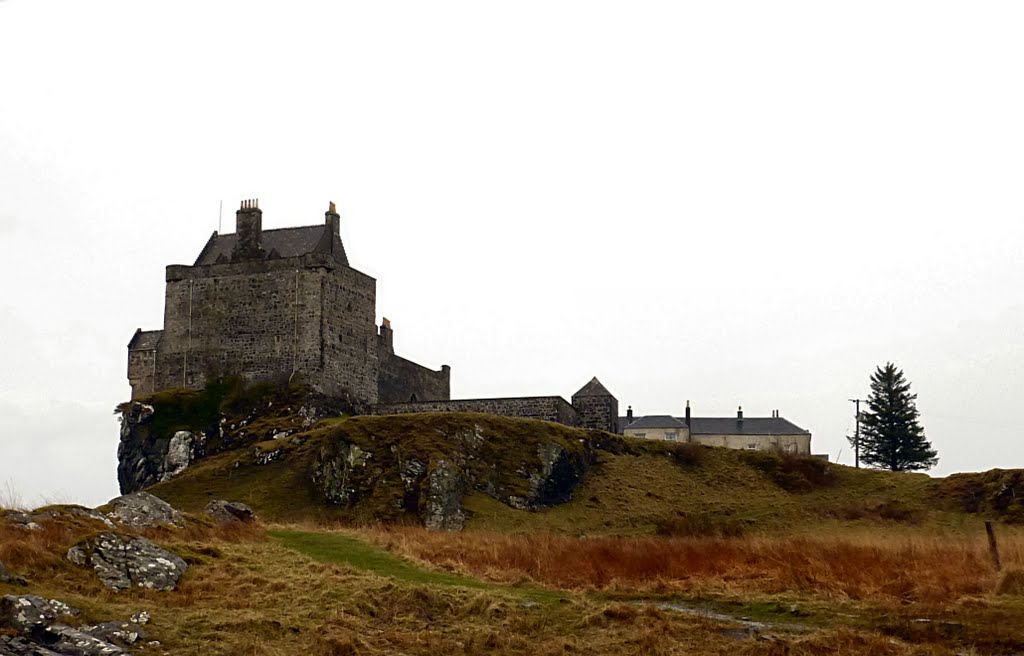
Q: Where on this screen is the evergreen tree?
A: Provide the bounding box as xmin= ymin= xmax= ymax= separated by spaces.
xmin=853 ymin=363 xmax=938 ymax=471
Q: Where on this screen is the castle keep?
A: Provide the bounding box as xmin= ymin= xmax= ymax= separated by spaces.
xmin=127 ymin=200 xmax=450 ymax=404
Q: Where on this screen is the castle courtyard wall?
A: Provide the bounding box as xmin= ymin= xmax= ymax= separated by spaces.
xmin=376 ymin=396 xmax=578 ymax=425
xmin=378 ymin=354 xmax=450 ymax=403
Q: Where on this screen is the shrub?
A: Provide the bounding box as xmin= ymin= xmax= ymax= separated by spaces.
xmin=741 ymin=451 xmax=833 ymax=493
xmin=654 ymin=513 xmax=745 ymax=538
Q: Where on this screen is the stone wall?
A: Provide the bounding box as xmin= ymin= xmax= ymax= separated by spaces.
xmin=376 ymin=396 xmax=578 ymax=426
xmin=378 ymin=354 xmax=450 ymax=403
xmin=153 ymin=254 xmax=380 ymax=401
xmin=318 ymin=264 xmax=380 ymax=402
xmin=571 ymin=394 xmax=619 ymax=433
xmin=127 ymin=347 xmax=158 ymax=399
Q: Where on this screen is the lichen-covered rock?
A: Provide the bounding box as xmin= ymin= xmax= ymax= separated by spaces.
xmin=66 ymin=533 xmax=187 ymax=592
xmin=40 ymin=624 xmax=129 ymax=655
xmin=0 ymin=595 xmax=148 ymax=656
xmin=424 ymin=459 xmax=466 ymax=531
xmin=78 ymin=620 xmax=148 ymax=648
xmin=105 ymin=492 xmax=183 ymax=529
xmin=312 ymin=443 xmax=371 ymax=505
xmin=204 ymin=500 xmax=256 ymax=524
xmin=0 ymin=596 xmax=79 ymax=632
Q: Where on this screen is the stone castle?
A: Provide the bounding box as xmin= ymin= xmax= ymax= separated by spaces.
xmin=129 ymin=199 xmax=813 ymax=446
xmin=128 ymin=200 xmax=450 ymax=405
xmin=128 ymin=200 xmax=620 ymax=433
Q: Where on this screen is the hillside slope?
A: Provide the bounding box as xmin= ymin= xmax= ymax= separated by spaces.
xmin=125 ymin=383 xmax=1023 ymax=534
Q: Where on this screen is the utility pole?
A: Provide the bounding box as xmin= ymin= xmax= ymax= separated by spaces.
xmin=848 ymin=398 xmax=865 ymax=468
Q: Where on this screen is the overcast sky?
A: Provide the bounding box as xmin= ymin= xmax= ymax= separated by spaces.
xmin=1 ymin=1 xmax=1022 ymax=507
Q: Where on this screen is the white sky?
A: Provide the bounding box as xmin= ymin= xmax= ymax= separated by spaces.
xmin=1 ymin=0 xmax=1021 ymax=507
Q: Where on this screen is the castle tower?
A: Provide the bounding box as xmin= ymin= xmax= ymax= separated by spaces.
xmin=128 ymin=199 xmax=450 ymax=404
xmin=571 ymin=377 xmax=619 ymax=433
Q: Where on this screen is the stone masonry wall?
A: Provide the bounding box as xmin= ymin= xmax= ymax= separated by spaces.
xmin=572 ymin=395 xmax=619 ymax=433
xmin=153 ymin=254 xmax=379 ymax=402
xmin=376 ymin=396 xmax=578 ymax=426
xmin=378 ymin=354 xmax=450 ymax=404
xmin=127 ymin=348 xmax=157 ymax=399
xmin=319 ymin=265 xmax=380 ymax=402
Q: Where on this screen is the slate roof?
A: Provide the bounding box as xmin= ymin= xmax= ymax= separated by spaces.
xmin=689 ymin=417 xmax=810 ymax=435
xmin=193 ymin=225 xmax=348 ymax=266
xmin=622 ymin=415 xmax=687 ymax=430
xmin=573 ymin=377 xmax=614 ymax=398
xmin=128 ymin=329 xmax=163 ymax=350
xmin=617 ymin=415 xmax=809 ymax=435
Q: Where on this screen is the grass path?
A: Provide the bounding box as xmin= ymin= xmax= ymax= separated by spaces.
xmin=269 ymin=528 xmax=562 ymax=603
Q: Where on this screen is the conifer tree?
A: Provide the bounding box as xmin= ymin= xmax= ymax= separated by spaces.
xmin=853 ymin=363 xmax=938 ymax=471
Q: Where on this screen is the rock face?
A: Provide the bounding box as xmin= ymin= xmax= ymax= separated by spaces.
xmin=312 ymin=418 xmax=594 ymax=530
xmin=204 ymin=500 xmax=256 ymax=524
xmin=105 ymin=492 xmax=184 ymax=529
xmin=66 ymin=533 xmax=188 ymax=592
xmin=117 ymin=402 xmax=207 ymax=494
xmin=1 ymin=595 xmax=147 ymax=655
xmin=116 ymin=390 xmax=361 ymax=494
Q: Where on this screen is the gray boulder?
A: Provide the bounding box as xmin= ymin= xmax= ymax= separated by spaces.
xmin=0 ymin=596 xmax=79 ymax=632
xmin=424 ymin=459 xmax=466 ymax=531
xmin=105 ymin=492 xmax=183 ymax=529
xmin=204 ymin=500 xmax=255 ymax=524
xmin=66 ymin=533 xmax=187 ymax=592
xmin=40 ymin=625 xmax=128 ymax=655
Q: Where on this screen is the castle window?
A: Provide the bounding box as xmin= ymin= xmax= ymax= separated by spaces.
xmin=665 ymin=431 xmax=677 ymax=441
xmin=747 ymin=443 xmax=758 ymax=450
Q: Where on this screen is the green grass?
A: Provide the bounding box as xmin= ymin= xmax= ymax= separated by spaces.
xmin=269 ymin=528 xmax=562 ymax=603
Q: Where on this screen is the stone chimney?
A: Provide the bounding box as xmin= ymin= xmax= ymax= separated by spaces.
xmin=626 ymin=406 xmax=633 ymax=422
xmin=325 ymin=201 xmax=340 ymax=236
xmin=233 ymin=199 xmax=266 ymax=261
xmin=379 ymin=317 xmax=394 ymax=354
xmin=685 ymin=400 xmax=691 ymax=427
xmin=737 ymin=405 xmax=744 ymax=422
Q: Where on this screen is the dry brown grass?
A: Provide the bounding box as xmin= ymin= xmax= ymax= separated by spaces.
xmin=362 ymin=527 xmax=1024 ymax=602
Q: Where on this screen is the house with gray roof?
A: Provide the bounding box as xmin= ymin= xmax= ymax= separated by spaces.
xmin=619 ymin=403 xmax=812 ymax=454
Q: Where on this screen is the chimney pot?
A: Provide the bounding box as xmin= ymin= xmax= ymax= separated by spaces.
xmin=737 ymin=405 xmax=744 ymax=421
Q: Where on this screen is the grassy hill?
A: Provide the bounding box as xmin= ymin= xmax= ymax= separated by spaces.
xmin=1 ymin=390 xmax=1021 ymax=655
xmin=140 ymin=400 xmax=1021 ymax=536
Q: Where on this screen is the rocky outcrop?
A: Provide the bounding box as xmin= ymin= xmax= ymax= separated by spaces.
xmin=117 ymin=402 xmax=207 ymax=494
xmin=116 ymin=388 xmax=361 ymax=494
xmin=105 ymin=492 xmax=183 ymax=529
xmin=423 ymin=460 xmax=466 ymax=531
xmin=66 ymin=533 xmax=188 ymax=592
xmin=1 ymin=595 xmax=149 ymax=655
xmin=204 ymin=500 xmax=255 ymax=524
xmin=312 ymin=419 xmax=595 ymax=530
xmin=2 ymin=506 xmax=114 ymax=532
xmin=0 ymin=596 xmax=79 ymax=632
